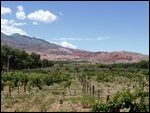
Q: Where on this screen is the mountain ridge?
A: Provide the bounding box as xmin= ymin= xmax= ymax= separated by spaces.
xmin=1 ymin=32 xmax=149 ymax=63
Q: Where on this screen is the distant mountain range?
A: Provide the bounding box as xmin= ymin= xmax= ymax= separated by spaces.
xmin=1 ymin=32 xmax=149 ymax=63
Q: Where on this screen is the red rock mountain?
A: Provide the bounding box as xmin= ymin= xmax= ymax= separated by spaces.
xmin=1 ymin=32 xmax=149 ymax=63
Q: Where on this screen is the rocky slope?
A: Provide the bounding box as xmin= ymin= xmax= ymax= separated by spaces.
xmin=1 ymin=32 xmax=149 ymax=63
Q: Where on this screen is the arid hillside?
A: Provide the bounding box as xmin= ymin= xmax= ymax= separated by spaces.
xmin=1 ymin=32 xmax=149 ymax=63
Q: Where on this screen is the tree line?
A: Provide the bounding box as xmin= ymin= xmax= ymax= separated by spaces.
xmin=97 ymin=60 xmax=149 ymax=69
xmin=1 ymin=45 xmax=54 ymax=71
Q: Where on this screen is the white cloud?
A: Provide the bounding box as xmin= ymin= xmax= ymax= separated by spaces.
xmin=1 ymin=18 xmax=9 ymax=24
xmin=17 ymin=5 xmax=23 ymax=11
xmin=32 ymin=21 xmax=38 ymax=25
xmin=97 ymin=36 xmax=110 ymax=40
xmin=27 ymin=10 xmax=57 ymax=23
xmin=60 ymin=41 xmax=77 ymax=49
xmin=12 ymin=22 xmax=26 ymax=26
xmin=16 ymin=5 xmax=26 ymax=20
xmin=1 ymin=6 xmax=12 ymax=15
xmin=46 ymin=40 xmax=58 ymax=45
xmin=52 ymin=37 xmax=93 ymax=41
xmin=59 ymin=12 xmax=63 ymax=16
xmin=52 ymin=37 xmax=111 ymax=41
xmin=1 ymin=18 xmax=27 ymax=35
xmin=36 ymin=39 xmax=77 ymax=49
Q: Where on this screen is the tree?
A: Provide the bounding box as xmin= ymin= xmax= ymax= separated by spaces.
xmin=137 ymin=60 xmax=149 ymax=69
xmin=1 ymin=45 xmax=54 ymax=71
xmin=1 ymin=45 xmax=12 ymax=71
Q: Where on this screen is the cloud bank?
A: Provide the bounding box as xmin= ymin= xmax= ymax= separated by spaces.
xmin=1 ymin=18 xmax=27 ymax=35
xmin=46 ymin=40 xmax=77 ymax=49
xmin=1 ymin=6 xmax=12 ymax=15
xmin=52 ymin=36 xmax=111 ymax=41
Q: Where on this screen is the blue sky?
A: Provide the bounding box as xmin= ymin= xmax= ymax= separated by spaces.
xmin=1 ymin=1 xmax=149 ymax=55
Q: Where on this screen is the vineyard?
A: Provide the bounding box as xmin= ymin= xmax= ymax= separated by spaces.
xmin=1 ymin=63 xmax=149 ymax=112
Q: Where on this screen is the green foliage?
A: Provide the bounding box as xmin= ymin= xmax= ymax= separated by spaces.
xmin=59 ymin=63 xmax=64 ymax=67
xmin=52 ymin=90 xmax=62 ymax=95
xmin=43 ymin=74 xmax=53 ymax=86
xmin=137 ymin=60 xmax=149 ymax=69
xmin=91 ymin=88 xmax=149 ymax=112
xmin=63 ymin=80 xmax=72 ymax=88
xmin=97 ymin=60 xmax=149 ymax=69
xmin=1 ymin=69 xmax=75 ymax=95
xmin=32 ymin=77 xmax=42 ymax=88
xmin=1 ymin=81 xmax=6 ymax=91
xmin=1 ymin=45 xmax=54 ymax=71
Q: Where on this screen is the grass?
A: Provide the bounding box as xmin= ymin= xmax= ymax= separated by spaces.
xmin=62 ymin=97 xmax=82 ymax=101
xmin=15 ymin=107 xmax=29 ymax=112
